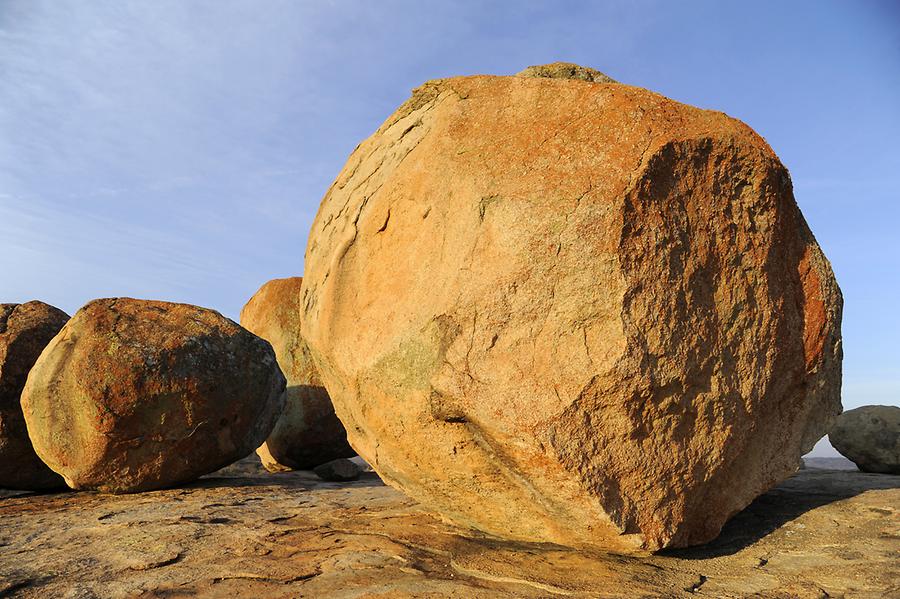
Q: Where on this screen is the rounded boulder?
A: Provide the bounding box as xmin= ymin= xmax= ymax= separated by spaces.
xmin=829 ymin=405 xmax=899 ymax=474
xmin=299 ymin=66 xmax=843 ymax=552
xmin=240 ymin=277 xmax=354 ymax=471
xmin=0 ymin=301 xmax=69 ymax=490
xmin=21 ymin=298 xmax=285 ymax=493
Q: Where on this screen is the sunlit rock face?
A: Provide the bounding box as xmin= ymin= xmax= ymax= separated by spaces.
xmin=21 ymin=298 xmax=285 ymax=493
xmin=299 ymin=65 xmax=843 ymax=552
xmin=0 ymin=301 xmax=69 ymax=490
xmin=240 ymin=277 xmax=354 ymax=471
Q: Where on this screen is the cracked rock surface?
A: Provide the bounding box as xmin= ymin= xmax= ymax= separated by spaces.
xmin=20 ymin=298 xmax=286 ymax=493
xmin=299 ymin=67 xmax=843 ymax=551
xmin=0 ymin=458 xmax=896 ymax=598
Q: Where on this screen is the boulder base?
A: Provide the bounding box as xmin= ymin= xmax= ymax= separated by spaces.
xmin=0 ymin=301 xmax=69 ymax=490
xmin=240 ymin=277 xmax=354 ymax=471
xmin=299 ymin=66 xmax=843 ymax=552
xmin=21 ymin=298 xmax=285 ymax=493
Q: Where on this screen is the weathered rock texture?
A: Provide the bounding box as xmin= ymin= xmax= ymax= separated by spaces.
xmin=20 ymin=298 xmax=285 ymax=493
xmin=0 ymin=301 xmax=69 ymax=490
xmin=830 ymin=405 xmax=900 ymax=474
xmin=0 ymin=459 xmax=897 ymax=598
xmin=300 ymin=65 xmax=844 ymax=552
xmin=241 ymin=277 xmax=354 ymax=471
xmin=517 ymin=61 xmax=618 ymax=83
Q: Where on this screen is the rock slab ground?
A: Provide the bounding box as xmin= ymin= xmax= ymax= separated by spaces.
xmin=0 ymin=458 xmax=896 ymax=598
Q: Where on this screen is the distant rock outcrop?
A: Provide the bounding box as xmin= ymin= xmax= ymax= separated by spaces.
xmin=830 ymin=405 xmax=899 ymax=474
xmin=241 ymin=277 xmax=354 ymax=471
xmin=21 ymin=298 xmax=285 ymax=493
xmin=0 ymin=301 xmax=69 ymax=490
xmin=299 ymin=65 xmax=843 ymax=552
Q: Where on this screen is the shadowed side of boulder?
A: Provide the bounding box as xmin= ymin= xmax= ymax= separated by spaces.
xmin=0 ymin=301 xmax=69 ymax=490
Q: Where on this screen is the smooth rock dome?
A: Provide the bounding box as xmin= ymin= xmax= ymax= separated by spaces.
xmin=21 ymin=298 xmax=285 ymax=493
xmin=299 ymin=65 xmax=843 ymax=552
xmin=240 ymin=277 xmax=354 ymax=471
xmin=0 ymin=301 xmax=69 ymax=490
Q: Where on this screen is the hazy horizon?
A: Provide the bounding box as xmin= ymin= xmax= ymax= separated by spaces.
xmin=2 ymin=1 xmax=898 ymax=457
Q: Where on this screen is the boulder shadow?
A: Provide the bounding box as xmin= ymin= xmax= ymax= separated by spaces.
xmin=661 ymin=469 xmax=900 ymax=559
xmin=190 ymin=470 xmax=386 ymax=491
xmin=192 ymin=454 xmax=386 ymax=492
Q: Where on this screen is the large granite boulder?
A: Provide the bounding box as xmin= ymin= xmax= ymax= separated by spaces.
xmin=21 ymin=298 xmax=285 ymax=493
xmin=829 ymin=405 xmax=899 ymax=474
xmin=0 ymin=301 xmax=69 ymax=490
xmin=241 ymin=277 xmax=354 ymax=471
xmin=299 ymin=65 xmax=843 ymax=552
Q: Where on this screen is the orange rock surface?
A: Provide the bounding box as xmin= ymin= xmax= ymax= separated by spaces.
xmin=240 ymin=277 xmax=354 ymax=471
xmin=21 ymin=298 xmax=285 ymax=493
xmin=299 ymin=66 xmax=843 ymax=552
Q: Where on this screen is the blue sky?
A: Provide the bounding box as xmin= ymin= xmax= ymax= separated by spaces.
xmin=1 ymin=1 xmax=897 ymax=456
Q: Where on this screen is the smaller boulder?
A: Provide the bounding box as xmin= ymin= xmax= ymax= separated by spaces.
xmin=240 ymin=278 xmax=354 ymax=472
xmin=829 ymin=406 xmax=900 ymax=474
xmin=21 ymin=298 xmax=286 ymax=493
xmin=313 ymin=458 xmax=361 ymax=482
xmin=0 ymin=301 xmax=69 ymax=490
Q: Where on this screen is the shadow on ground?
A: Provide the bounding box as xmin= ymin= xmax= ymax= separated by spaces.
xmin=663 ymin=468 xmax=900 ymax=559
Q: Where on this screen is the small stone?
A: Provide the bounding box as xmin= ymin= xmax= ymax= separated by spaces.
xmin=0 ymin=301 xmax=69 ymax=490
xmin=313 ymin=458 xmax=360 ymax=482
xmin=21 ymin=298 xmax=286 ymax=493
xmin=829 ymin=406 xmax=900 ymax=474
